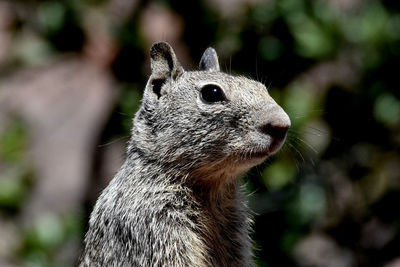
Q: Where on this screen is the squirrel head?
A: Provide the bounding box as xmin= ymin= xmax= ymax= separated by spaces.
xmin=131 ymin=42 xmax=290 ymax=184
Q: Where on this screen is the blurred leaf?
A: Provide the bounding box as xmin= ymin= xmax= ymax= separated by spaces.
xmin=290 ymin=183 xmax=326 ymax=225
xmin=278 ymin=0 xmax=305 ymax=15
xmin=0 ymin=167 xmax=30 ymax=211
xmin=388 ymin=15 xmax=400 ymax=41
xmin=38 ymin=2 xmax=67 ymax=34
xmin=83 ymin=0 xmax=107 ymax=5
xmin=25 ymin=215 xmax=64 ymax=250
xmin=283 ymin=83 xmax=316 ymax=127
xmin=23 ymin=251 xmax=48 ymax=267
xmin=36 ymin=1 xmax=85 ymax=51
xmin=34 ymin=216 xmax=64 ymax=248
xmin=374 ymin=93 xmax=400 ymax=126
xmin=255 ymin=257 xmax=270 ymax=267
xmin=343 ymin=2 xmax=389 ymax=46
xmin=63 ymin=212 xmax=85 ymax=237
xmin=0 ymin=118 xmax=27 ymax=163
xmin=21 ymin=212 xmax=85 ymax=266
xmin=15 ymin=34 xmax=55 ymax=66
xmin=252 ymin=2 xmax=277 ymax=25
xmin=288 ymin=14 xmax=334 ymax=58
xmin=259 ymin=36 xmax=284 ymax=61
xmin=312 ymin=0 xmax=338 ymax=27
xmin=281 ymin=230 xmax=303 ymax=254
xmin=263 ymin=159 xmax=296 ymax=190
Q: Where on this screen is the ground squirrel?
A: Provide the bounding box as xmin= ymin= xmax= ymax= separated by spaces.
xmin=80 ymin=42 xmax=290 ymax=266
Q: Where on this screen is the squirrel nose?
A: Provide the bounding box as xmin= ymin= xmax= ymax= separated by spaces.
xmin=260 ymin=123 xmax=289 ymax=142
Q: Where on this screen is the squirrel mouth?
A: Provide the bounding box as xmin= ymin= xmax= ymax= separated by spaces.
xmin=245 ymin=139 xmax=286 ymax=160
xmin=248 ymin=149 xmax=270 ymax=158
xmin=240 ymin=149 xmax=271 ymax=162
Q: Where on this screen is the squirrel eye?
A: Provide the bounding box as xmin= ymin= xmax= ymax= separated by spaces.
xmin=200 ymin=84 xmax=227 ymax=103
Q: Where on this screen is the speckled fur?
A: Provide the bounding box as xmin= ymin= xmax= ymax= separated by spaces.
xmin=80 ymin=42 xmax=290 ymax=266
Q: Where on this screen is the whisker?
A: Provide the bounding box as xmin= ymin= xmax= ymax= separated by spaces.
xmin=293 ymin=136 xmax=318 ymax=155
xmin=255 ymin=56 xmax=259 ymax=82
xmin=304 ymin=125 xmax=329 ymax=135
xmin=224 ymin=61 xmax=229 ymax=73
xmin=229 ymin=56 xmax=232 ymax=75
xmin=289 ymin=108 xmax=325 ymax=114
xmin=281 ymin=144 xmax=300 ymax=172
xmin=288 ymin=128 xmax=325 ymax=138
xmin=117 ymin=112 xmax=131 ymax=116
xmin=286 ymin=142 xmax=305 ymax=164
xmin=98 ymin=136 xmax=130 ymax=148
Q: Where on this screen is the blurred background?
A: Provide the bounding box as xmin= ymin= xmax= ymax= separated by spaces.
xmin=0 ymin=0 xmax=399 ymax=266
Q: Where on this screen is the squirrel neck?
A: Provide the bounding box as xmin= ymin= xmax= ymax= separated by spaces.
xmin=121 ymin=142 xmax=251 ymax=266
xmin=126 ymin=141 xmax=243 ymax=199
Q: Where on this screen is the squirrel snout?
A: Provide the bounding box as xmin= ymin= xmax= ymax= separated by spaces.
xmin=259 ymin=120 xmax=289 ymax=154
xmin=258 ymin=108 xmax=291 ymax=153
xmin=260 ymin=123 xmax=289 ymax=141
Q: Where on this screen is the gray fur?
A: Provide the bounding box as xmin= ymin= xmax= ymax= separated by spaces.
xmin=80 ymin=42 xmax=290 ymax=266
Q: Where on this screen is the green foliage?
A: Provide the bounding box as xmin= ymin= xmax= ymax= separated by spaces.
xmin=0 ymin=118 xmax=28 ymax=163
xmin=290 ymin=183 xmax=326 ymax=225
xmin=288 ymin=14 xmax=335 ymax=58
xmin=0 ymin=118 xmax=32 ymax=213
xmin=38 ymin=2 xmax=67 ymax=35
xmin=0 ymin=167 xmax=31 ymax=213
xmin=262 ymin=159 xmax=295 ymax=190
xmin=374 ymin=93 xmax=400 ymax=126
xmin=283 ymin=83 xmax=317 ymax=126
xmin=20 ymin=213 xmax=84 ymax=267
xmin=259 ymin=37 xmax=284 ymax=61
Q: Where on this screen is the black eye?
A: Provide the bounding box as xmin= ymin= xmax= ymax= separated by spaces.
xmin=200 ymin=84 xmax=227 ymax=103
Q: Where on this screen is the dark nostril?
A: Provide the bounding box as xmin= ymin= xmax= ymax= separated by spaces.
xmin=260 ymin=123 xmax=289 ymax=140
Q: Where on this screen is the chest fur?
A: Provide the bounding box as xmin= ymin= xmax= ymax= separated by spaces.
xmin=194 ymin=188 xmax=253 ymax=266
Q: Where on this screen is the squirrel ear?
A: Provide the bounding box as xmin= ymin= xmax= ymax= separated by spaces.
xmin=150 ymin=42 xmax=184 ymax=80
xmin=199 ymin=47 xmax=220 ymax=72
xmin=149 ymin=42 xmax=184 ymax=99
